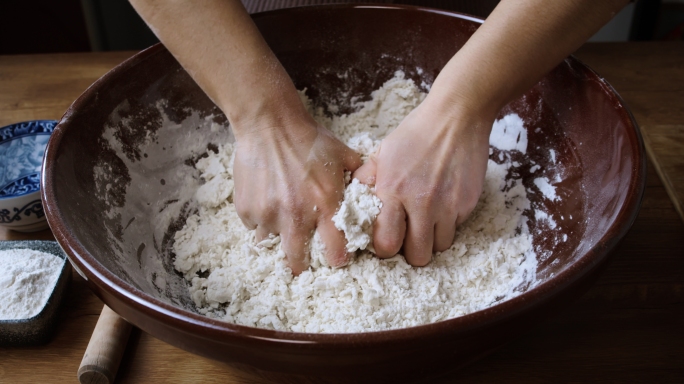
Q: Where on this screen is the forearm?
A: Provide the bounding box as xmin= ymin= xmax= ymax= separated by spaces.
xmin=428 ymin=0 xmax=629 ymax=122
xmin=129 ymin=0 xmax=307 ymax=139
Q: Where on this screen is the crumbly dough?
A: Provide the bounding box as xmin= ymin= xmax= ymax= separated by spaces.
xmin=172 ymin=71 xmax=537 ymax=333
xmin=332 ymin=178 xmax=382 ymax=253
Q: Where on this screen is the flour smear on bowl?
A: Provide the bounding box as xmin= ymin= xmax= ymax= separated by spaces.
xmin=173 ymin=71 xmax=539 ymax=333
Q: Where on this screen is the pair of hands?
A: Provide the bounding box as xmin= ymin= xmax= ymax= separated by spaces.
xmin=233 ymin=98 xmax=492 ymax=274
xmin=130 ymin=0 xmax=627 ymax=276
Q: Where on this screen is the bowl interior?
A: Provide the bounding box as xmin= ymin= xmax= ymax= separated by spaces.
xmin=45 ymin=7 xmax=641 ymax=326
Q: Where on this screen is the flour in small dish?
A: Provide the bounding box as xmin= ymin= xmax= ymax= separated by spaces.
xmin=173 ymin=71 xmax=538 ymax=333
xmin=0 ymin=249 xmax=64 ymax=320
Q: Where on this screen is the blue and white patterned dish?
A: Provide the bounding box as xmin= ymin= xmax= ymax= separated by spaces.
xmin=0 ymin=120 xmax=56 ymax=232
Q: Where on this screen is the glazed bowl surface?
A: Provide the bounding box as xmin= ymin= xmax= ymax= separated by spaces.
xmin=41 ymin=5 xmax=645 ymax=382
xmin=0 ymin=120 xmax=55 ymax=232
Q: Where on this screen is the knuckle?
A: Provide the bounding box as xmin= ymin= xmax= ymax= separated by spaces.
xmin=374 ymin=232 xmax=403 ymax=256
xmin=327 ymin=249 xmax=350 ymax=267
xmin=282 ymin=205 xmax=306 ymax=226
xmin=251 ymin=197 xmax=278 ymax=223
xmin=433 ymin=238 xmax=452 ymax=253
xmin=235 ymin=201 xmax=250 ymax=220
xmin=464 ymin=191 xmax=480 ymax=209
xmin=261 ymin=209 xmax=277 ymax=223
xmin=279 ymin=196 xmax=300 ymax=214
xmin=263 ymin=199 xmax=280 ymax=219
xmin=377 ymin=178 xmax=404 ymax=196
xmin=410 ymin=185 xmax=442 ymax=211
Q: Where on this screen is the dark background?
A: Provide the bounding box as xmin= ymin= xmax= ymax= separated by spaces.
xmin=1 ymin=0 xmax=683 ymax=55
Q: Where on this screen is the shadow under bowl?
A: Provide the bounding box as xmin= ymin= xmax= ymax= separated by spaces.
xmin=41 ymin=5 xmax=645 ymax=383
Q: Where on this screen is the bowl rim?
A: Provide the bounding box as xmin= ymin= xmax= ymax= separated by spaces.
xmin=0 ymin=119 xmax=56 ymax=201
xmin=0 ymin=119 xmax=57 ymax=140
xmin=0 ymin=180 xmax=43 ymax=201
xmin=41 ymin=4 xmax=646 ymax=346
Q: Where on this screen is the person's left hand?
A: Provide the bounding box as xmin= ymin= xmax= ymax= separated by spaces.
xmin=232 ymin=113 xmax=362 ymax=275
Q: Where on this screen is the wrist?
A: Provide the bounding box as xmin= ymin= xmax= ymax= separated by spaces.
xmin=419 ymin=91 xmax=496 ymax=143
xmin=427 ymin=75 xmax=502 ymax=120
xmin=225 ymin=88 xmax=316 ymax=143
xmin=230 ymin=102 xmax=318 ymax=145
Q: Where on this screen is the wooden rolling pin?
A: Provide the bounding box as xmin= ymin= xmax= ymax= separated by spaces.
xmin=78 ymin=305 xmax=132 ymax=384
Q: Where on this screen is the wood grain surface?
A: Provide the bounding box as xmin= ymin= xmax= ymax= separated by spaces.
xmin=641 ymin=125 xmax=684 ymax=223
xmin=0 ymin=42 xmax=683 ymax=383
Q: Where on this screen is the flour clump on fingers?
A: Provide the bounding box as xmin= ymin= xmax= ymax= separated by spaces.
xmin=332 ymin=178 xmax=382 ymax=253
xmin=173 ymin=71 xmax=538 ymax=333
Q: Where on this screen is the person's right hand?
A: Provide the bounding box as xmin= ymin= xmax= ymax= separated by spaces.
xmin=353 ymin=97 xmax=493 ymax=266
xmin=232 ymin=113 xmax=362 ymax=275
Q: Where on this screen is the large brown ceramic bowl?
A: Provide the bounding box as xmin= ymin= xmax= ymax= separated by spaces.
xmin=42 ymin=5 xmax=645 ymax=383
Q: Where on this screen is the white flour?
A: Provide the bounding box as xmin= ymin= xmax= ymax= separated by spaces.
xmin=489 ymin=113 xmax=528 ymax=153
xmin=0 ymin=249 xmax=64 ymax=320
xmin=173 ymin=71 xmax=538 ymax=333
xmin=534 ymin=176 xmax=558 ymax=201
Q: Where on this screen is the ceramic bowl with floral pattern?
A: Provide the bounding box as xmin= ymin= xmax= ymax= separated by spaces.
xmin=0 ymin=120 xmax=56 ymax=232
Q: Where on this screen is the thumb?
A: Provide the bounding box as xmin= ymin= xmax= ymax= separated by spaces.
xmin=352 ymin=156 xmax=378 ymax=185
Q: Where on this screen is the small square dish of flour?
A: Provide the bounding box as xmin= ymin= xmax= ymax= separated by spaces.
xmin=0 ymin=240 xmax=71 ymax=347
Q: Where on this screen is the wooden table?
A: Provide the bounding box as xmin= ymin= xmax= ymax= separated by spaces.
xmin=1 ymin=43 xmax=683 ymax=383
